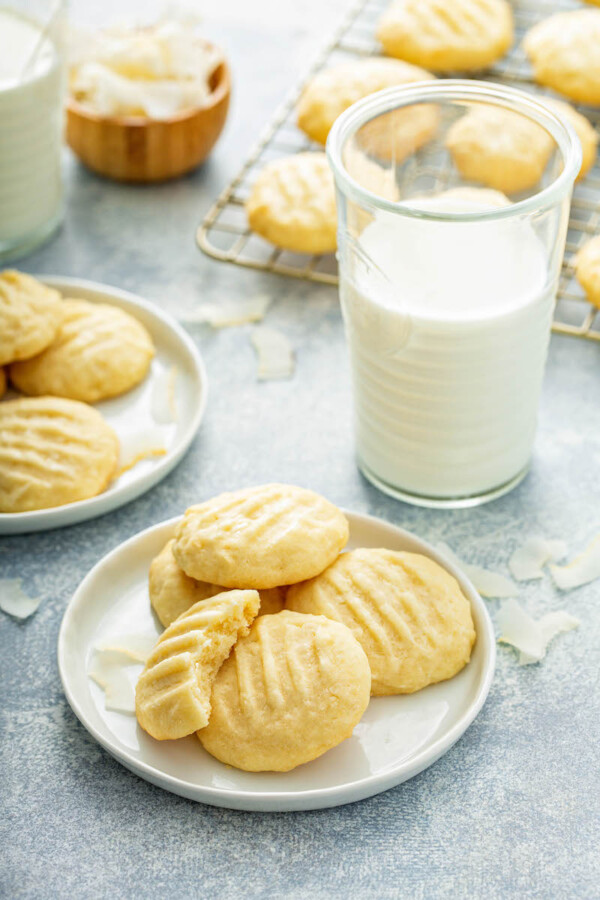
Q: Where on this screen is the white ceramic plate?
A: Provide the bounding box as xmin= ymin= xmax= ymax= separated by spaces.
xmin=58 ymin=511 xmax=495 ymax=812
xmin=0 ymin=277 xmax=207 ymax=534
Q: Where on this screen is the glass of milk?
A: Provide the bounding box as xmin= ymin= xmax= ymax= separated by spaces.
xmin=0 ymin=0 xmax=66 ymax=262
xmin=327 ymin=81 xmax=581 ymax=508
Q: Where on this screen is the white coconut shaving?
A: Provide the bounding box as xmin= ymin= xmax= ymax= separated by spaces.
xmin=178 ymin=294 xmax=272 ymax=328
xmin=496 ymin=598 xmax=579 ymax=665
xmin=94 ymin=633 xmax=156 ymax=663
xmin=549 ymin=534 xmax=600 ymax=590
xmin=88 ymin=651 xmax=137 ymax=714
xmin=435 ymin=542 xmax=516 ymax=598
xmin=150 ymin=365 xmax=178 ymax=425
xmin=508 ymin=537 xmax=568 ymax=581
xmin=250 ymin=325 xmax=295 ymax=380
xmin=0 ymin=579 xmax=42 ymax=619
xmin=116 ymin=425 xmax=168 ymax=475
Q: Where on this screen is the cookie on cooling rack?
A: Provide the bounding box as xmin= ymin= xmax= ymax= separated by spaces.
xmin=543 ymin=99 xmax=598 ymax=183
xmin=0 ymin=270 xmax=63 ymax=366
xmin=446 ymin=105 xmax=554 ymax=194
xmin=0 ymin=397 xmax=119 ymax=513
xmin=297 ymin=56 xmax=437 ymax=158
xmin=376 ymin=0 xmax=513 ymax=72
xmin=245 ymin=152 xmax=337 ymax=255
xmin=149 ymin=539 xmax=286 ymax=628
xmin=524 ymin=10 xmax=600 ymax=106
xmin=197 ymin=611 xmax=371 ymax=772
xmin=136 ymin=590 xmax=260 ymax=740
xmin=287 ymin=548 xmax=476 ymax=696
xmin=10 ymin=299 xmax=155 ymax=403
xmin=573 ymin=235 xmax=600 ymax=310
xmin=173 ymin=483 xmax=349 ymax=589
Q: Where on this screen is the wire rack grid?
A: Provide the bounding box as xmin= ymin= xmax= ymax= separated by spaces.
xmin=197 ymin=0 xmax=600 ymax=341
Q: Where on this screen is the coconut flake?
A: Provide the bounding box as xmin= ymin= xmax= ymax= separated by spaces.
xmin=509 ymin=537 xmax=568 ymax=581
xmin=88 ymin=652 xmax=136 ymax=713
xmin=435 ymin=542 xmax=516 ymax=598
xmin=178 ymin=294 xmax=272 ymax=328
xmin=0 ymin=579 xmax=42 ymax=619
xmin=496 ymin=598 xmax=579 ymax=665
xmin=251 ymin=326 xmax=295 ymax=380
xmin=549 ymin=534 xmax=600 ymax=590
xmin=94 ymin=633 xmax=156 ymax=663
xmin=115 ymin=425 xmax=168 ymax=476
xmin=150 ymin=365 xmax=178 ymax=425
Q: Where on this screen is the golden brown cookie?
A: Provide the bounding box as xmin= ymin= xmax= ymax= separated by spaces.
xmin=0 ymin=396 xmax=119 ymax=512
xmin=524 ymin=11 xmax=600 ymax=106
xmin=297 ymin=57 xmax=436 ymax=157
xmin=573 ymin=236 xmax=600 ymax=309
xmin=173 ymin=484 xmax=349 ymax=589
xmin=0 ymin=270 xmax=63 ymax=366
xmin=197 ymin=611 xmax=371 ymax=771
xmin=377 ymin=0 xmax=513 ymax=72
xmin=0 ymin=368 xmax=5 ymax=399
xmin=543 ymin=99 xmax=598 ymax=182
xmin=149 ymin=539 xmax=286 ymax=628
xmin=446 ymin=105 xmax=553 ymax=194
xmin=246 ymin=153 xmax=337 ymax=255
xmin=287 ymin=548 xmax=476 ymax=695
xmin=10 ymin=299 xmax=154 ymax=403
xmin=136 ymin=590 xmax=260 ymax=740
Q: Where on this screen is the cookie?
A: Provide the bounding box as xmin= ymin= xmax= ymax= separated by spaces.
xmin=136 ymin=590 xmax=260 ymax=740
xmin=543 ymin=99 xmax=598 ymax=182
xmin=0 ymin=368 xmax=5 ymax=399
xmin=10 ymin=299 xmax=155 ymax=403
xmin=246 ymin=153 xmax=337 ymax=255
xmin=173 ymin=484 xmax=349 ymax=589
xmin=377 ymin=0 xmax=513 ymax=72
xmin=0 ymin=396 xmax=119 ymax=512
xmin=287 ymin=549 xmax=476 ymax=695
xmin=297 ymin=57 xmax=436 ymax=158
xmin=524 ymin=11 xmax=600 ymax=106
xmin=0 ymin=270 xmax=63 ymax=366
xmin=197 ymin=611 xmax=371 ymax=771
xmin=573 ymin=236 xmax=600 ymax=309
xmin=149 ymin=539 xmax=286 ymax=628
xmin=446 ymin=105 xmax=553 ymax=194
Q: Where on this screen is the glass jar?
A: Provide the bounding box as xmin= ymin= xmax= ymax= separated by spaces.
xmin=0 ymin=0 xmax=67 ymax=262
xmin=327 ymin=80 xmax=581 ymax=508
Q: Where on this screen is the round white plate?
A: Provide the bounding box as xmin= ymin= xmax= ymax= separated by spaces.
xmin=58 ymin=511 xmax=495 ymax=812
xmin=0 ymin=277 xmax=207 ymax=534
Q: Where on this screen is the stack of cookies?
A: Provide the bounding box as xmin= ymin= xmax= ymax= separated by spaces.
xmin=136 ymin=483 xmax=476 ymax=772
xmin=0 ymin=269 xmax=155 ymax=512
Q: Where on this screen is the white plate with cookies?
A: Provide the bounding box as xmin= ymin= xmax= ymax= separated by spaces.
xmin=0 ymin=275 xmax=207 ymax=534
xmin=58 ymin=496 xmax=495 ymax=812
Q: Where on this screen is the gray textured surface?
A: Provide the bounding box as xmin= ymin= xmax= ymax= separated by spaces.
xmin=1 ymin=5 xmax=600 ymax=899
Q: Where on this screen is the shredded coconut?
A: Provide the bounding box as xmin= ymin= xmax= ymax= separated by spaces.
xmin=150 ymin=365 xmax=178 ymax=425
xmin=496 ymin=598 xmax=579 ymax=665
xmin=550 ymin=534 xmax=600 ymax=590
xmin=509 ymin=537 xmax=568 ymax=581
xmin=0 ymin=579 xmax=42 ymax=619
xmin=250 ymin=325 xmax=295 ymax=380
xmin=435 ymin=542 xmax=516 ymax=598
xmin=179 ymin=295 xmax=272 ymax=328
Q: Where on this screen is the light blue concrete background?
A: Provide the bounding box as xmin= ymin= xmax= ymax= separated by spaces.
xmin=1 ymin=5 xmax=599 ymax=898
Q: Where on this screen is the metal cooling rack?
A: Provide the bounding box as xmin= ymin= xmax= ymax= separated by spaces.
xmin=197 ymin=0 xmax=600 ymax=341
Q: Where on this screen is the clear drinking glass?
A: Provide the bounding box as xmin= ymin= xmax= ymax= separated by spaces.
xmin=327 ymin=80 xmax=581 ymax=508
xmin=0 ymin=0 xmax=67 ymax=262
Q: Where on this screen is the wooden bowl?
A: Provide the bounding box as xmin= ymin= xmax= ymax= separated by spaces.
xmin=66 ymin=54 xmax=231 ymax=183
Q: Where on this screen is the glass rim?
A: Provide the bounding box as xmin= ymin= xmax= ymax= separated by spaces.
xmin=326 ymin=79 xmax=582 ymax=223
